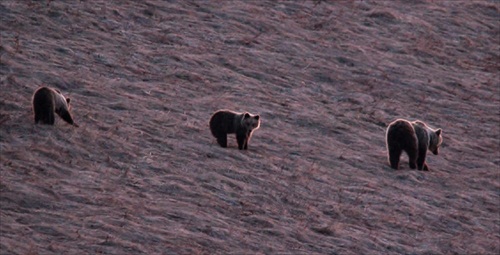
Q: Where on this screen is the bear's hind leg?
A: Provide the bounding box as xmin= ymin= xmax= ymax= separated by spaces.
xmin=38 ymin=110 xmax=55 ymax=125
xmin=48 ymin=111 xmax=55 ymax=125
xmin=405 ymin=147 xmax=418 ymax=169
xmin=34 ymin=111 xmax=41 ymax=124
xmin=216 ymin=134 xmax=228 ymax=148
xmin=388 ymin=146 xmax=402 ymax=169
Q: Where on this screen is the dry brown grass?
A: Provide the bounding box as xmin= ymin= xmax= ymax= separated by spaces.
xmin=1 ymin=0 xmax=499 ymax=254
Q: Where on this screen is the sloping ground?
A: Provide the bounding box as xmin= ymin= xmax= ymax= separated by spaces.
xmin=1 ymin=0 xmax=499 ymax=254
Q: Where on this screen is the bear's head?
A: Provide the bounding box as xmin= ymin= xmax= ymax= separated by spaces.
xmin=430 ymin=129 xmax=442 ymax=155
xmin=53 ymin=89 xmax=76 ymax=126
xmin=242 ymin=113 xmax=260 ymax=130
xmin=53 ymin=89 xmax=71 ymax=110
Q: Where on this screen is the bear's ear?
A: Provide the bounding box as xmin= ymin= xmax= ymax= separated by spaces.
xmin=254 ymin=115 xmax=260 ymax=120
xmin=436 ymin=129 xmax=442 ymax=136
xmin=66 ymin=98 xmax=71 ymax=104
xmin=244 ymin=113 xmax=250 ymax=119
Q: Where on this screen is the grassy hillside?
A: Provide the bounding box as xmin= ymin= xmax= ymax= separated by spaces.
xmin=1 ymin=0 xmax=499 ymax=254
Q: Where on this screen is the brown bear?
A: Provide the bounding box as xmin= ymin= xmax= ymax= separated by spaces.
xmin=209 ymin=110 xmax=260 ymax=150
xmin=32 ymin=86 xmax=78 ymax=127
xmin=386 ymin=119 xmax=442 ymax=170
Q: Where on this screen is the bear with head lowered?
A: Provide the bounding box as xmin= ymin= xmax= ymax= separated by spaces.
xmin=386 ymin=119 xmax=442 ymax=170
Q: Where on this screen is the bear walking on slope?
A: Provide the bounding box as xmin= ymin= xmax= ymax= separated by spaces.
xmin=209 ymin=110 xmax=260 ymax=150
xmin=32 ymin=86 xmax=78 ymax=127
xmin=386 ymin=119 xmax=442 ymax=170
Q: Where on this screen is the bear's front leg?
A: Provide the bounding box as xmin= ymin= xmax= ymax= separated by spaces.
xmin=422 ymin=163 xmax=429 ymax=171
xmin=236 ymin=132 xmax=246 ymax=150
xmin=416 ymin=149 xmax=427 ymax=170
xmin=243 ymin=138 xmax=248 ymax=150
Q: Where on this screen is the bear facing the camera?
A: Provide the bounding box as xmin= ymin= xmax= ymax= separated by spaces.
xmin=209 ymin=110 xmax=260 ymax=150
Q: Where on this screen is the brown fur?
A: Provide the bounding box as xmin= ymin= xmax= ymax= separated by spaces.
xmin=209 ymin=110 xmax=260 ymax=150
xmin=32 ymin=86 xmax=78 ymax=127
xmin=386 ymin=119 xmax=442 ymax=170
